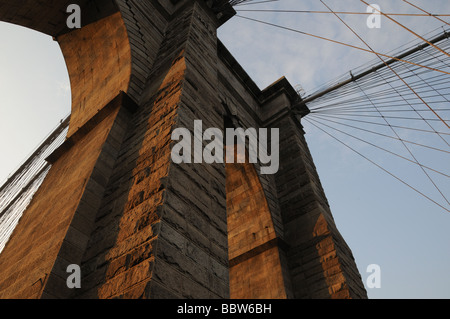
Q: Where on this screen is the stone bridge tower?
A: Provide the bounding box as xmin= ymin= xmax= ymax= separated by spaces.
xmin=0 ymin=0 xmax=367 ymax=299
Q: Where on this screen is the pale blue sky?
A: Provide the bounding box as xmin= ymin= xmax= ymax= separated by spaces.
xmin=0 ymin=0 xmax=449 ymax=299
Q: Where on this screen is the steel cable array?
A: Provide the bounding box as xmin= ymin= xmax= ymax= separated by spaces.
xmin=304 ymin=29 xmax=450 ymax=212
xmin=232 ymin=0 xmax=449 ymax=212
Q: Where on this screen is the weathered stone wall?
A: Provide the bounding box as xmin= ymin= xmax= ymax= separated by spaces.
xmin=0 ymin=94 xmax=128 ymax=298
xmin=58 ymin=11 xmax=132 ymax=138
xmin=273 ymin=114 xmax=367 ymax=299
xmin=0 ymin=0 xmax=367 ymax=299
xmin=74 ymin=1 xmax=230 ymax=299
xmin=217 ymin=40 xmax=367 ymax=298
xmin=226 ymin=147 xmax=291 ymax=299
